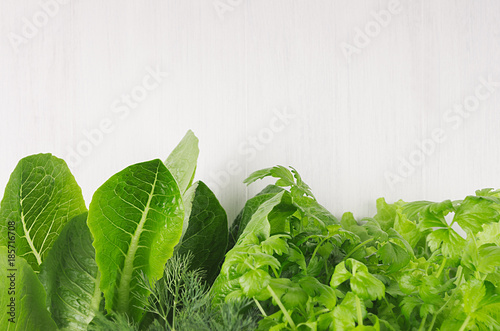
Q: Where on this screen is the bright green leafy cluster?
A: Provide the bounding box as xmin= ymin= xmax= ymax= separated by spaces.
xmin=213 ymin=167 xmax=500 ymax=330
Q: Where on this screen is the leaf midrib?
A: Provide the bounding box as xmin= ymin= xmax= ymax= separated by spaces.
xmin=19 ymin=187 xmax=43 ymax=266
xmin=116 ymin=164 xmax=159 ymax=314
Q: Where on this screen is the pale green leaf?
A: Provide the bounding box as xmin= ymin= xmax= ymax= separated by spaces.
xmin=165 ymin=130 xmax=199 ymax=193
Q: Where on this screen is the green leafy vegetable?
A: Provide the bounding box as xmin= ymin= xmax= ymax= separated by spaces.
xmin=331 ymin=259 xmax=385 ymax=301
xmin=1 ymin=143 xmax=500 ymax=331
xmin=164 ymin=130 xmax=199 ymax=194
xmin=0 ymin=153 xmax=87 ymax=271
xmin=244 ymin=165 xmax=315 ymax=199
xmin=176 ymin=181 xmax=228 ymax=284
xmin=0 ymin=246 xmax=58 ymax=330
xmin=38 ymin=212 xmax=101 ymax=330
xmin=135 ymin=253 xmax=258 ymax=331
xmin=228 ymin=185 xmax=284 ymax=250
xmin=87 ymin=159 xmax=184 ymax=321
xmin=214 ymin=165 xmax=500 ymax=330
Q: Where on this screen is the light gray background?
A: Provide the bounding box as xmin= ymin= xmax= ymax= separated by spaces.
xmin=1 ymin=0 xmax=500 ymax=222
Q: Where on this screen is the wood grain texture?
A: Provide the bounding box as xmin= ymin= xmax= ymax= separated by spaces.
xmin=1 ymin=0 xmax=499 ymax=222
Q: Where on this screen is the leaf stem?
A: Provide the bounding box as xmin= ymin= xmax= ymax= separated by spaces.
xmin=435 ymin=257 xmax=447 ymax=278
xmin=344 ymin=238 xmax=374 ymax=261
xmin=454 ymin=266 xmax=464 ymax=286
xmin=310 ymin=237 xmax=328 ymax=263
xmin=267 ymin=285 xmax=297 ymax=330
xmin=458 ymin=315 xmax=471 ymax=331
xmin=355 ymin=295 xmax=363 ymax=326
xmin=427 ymin=294 xmax=454 ymax=331
xmin=253 ymin=298 xmax=267 ymax=317
xmin=418 ymin=313 xmax=427 ymax=331
xmin=271 ymin=266 xmax=280 ymax=278
xmin=383 ymin=296 xmax=397 ymax=322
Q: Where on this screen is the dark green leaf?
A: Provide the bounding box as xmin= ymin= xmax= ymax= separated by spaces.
xmin=176 ymin=181 xmax=228 ymax=284
xmin=38 ymin=213 xmax=100 ymax=330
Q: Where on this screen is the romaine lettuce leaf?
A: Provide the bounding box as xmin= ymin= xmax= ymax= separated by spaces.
xmin=39 ymin=213 xmax=100 ymax=330
xmin=165 ymin=130 xmax=199 ymax=193
xmin=0 ymin=154 xmax=87 ymax=272
xmin=0 ymin=246 xmax=57 ymax=330
xmin=87 ymin=159 xmax=184 ymax=321
xmin=176 ymin=181 xmax=228 ymax=284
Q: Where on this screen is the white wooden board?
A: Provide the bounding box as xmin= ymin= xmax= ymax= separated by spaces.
xmin=1 ymin=0 xmax=500 ymax=222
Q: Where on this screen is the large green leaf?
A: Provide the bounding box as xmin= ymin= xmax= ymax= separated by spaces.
xmin=292 ymin=195 xmax=338 ymax=228
xmin=87 ymin=159 xmax=184 ymax=321
xmin=403 ymin=200 xmax=454 ymax=222
xmin=228 ymin=185 xmax=284 ymax=251
xmin=38 ymin=213 xmax=101 ymax=330
xmin=0 ymin=153 xmax=87 ymax=272
xmin=165 ymin=130 xmax=199 ymax=193
xmin=238 ymin=191 xmax=286 ymax=242
xmin=330 ymin=259 xmax=385 ymax=301
xmin=452 ymin=196 xmax=500 ymax=234
xmin=378 ymin=241 xmax=411 ymax=274
xmin=176 ymin=181 xmax=228 ymax=284
xmin=210 ymin=192 xmax=286 ymax=302
xmin=477 ymin=222 xmax=500 ymax=246
xmin=0 ymin=246 xmax=57 ymax=330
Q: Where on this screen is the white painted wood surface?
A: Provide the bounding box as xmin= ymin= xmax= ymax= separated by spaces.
xmin=1 ymin=0 xmax=500 ymax=222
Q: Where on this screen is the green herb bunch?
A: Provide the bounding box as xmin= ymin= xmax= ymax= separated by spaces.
xmin=88 ymin=253 xmax=258 ymax=331
xmin=213 ymin=166 xmax=500 ymax=330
